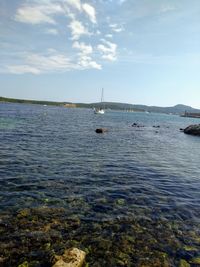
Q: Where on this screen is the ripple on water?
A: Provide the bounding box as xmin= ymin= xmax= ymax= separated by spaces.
xmin=0 ymin=103 xmax=200 ymax=266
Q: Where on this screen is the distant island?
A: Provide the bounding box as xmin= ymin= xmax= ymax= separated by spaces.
xmin=1 ymin=96 xmax=200 ymax=116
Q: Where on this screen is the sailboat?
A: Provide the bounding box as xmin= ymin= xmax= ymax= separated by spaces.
xmin=94 ymin=88 xmax=105 ymax=114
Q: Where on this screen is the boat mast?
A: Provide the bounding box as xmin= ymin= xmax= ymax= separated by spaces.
xmin=101 ymin=88 xmax=104 ymax=109
xmin=101 ymin=88 xmax=104 ymax=103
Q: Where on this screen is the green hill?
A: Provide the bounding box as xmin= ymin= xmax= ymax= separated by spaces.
xmin=1 ymin=96 xmax=200 ymax=115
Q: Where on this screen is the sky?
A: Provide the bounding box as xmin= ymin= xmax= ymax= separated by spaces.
xmin=0 ymin=0 xmax=200 ymax=108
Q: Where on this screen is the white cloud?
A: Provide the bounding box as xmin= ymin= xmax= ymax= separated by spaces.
xmin=119 ymin=0 xmax=126 ymax=4
xmin=5 ymin=51 xmax=75 ymax=74
xmin=69 ymin=19 xmax=90 ymax=40
xmin=110 ymin=23 xmax=117 ymax=28
xmin=82 ymin=3 xmax=97 ymax=24
xmin=64 ymin=1 xmax=97 ymax=23
xmin=15 ymin=7 xmax=54 ymax=25
xmin=15 ymin=3 xmax=63 ymax=25
xmin=113 ymin=27 xmax=123 ymax=33
xmin=14 ymin=0 xmax=90 ymax=26
xmin=60 ymin=2 xmax=76 ymax=20
xmin=105 ymin=34 xmax=113 ymax=38
xmin=64 ymin=0 xmax=81 ymax=11
xmin=78 ymin=55 xmax=101 ymax=70
xmin=102 ymin=54 xmax=116 ymax=61
xmin=97 ymin=39 xmax=117 ymax=61
xmin=8 ymin=0 xmax=119 ymax=73
xmin=7 ymin=65 xmax=41 ymax=75
xmin=160 ymin=4 xmax=176 ymax=13
xmin=98 ymin=44 xmax=110 ymax=54
xmin=72 ymin=41 xmax=93 ymax=55
xmin=59 ymin=0 xmax=97 ymax=24
xmin=45 ymin=28 xmax=59 ymax=35
xmin=19 ymin=52 xmax=75 ymax=73
xmin=72 ymin=41 xmax=101 ymax=70
xmin=110 ymin=23 xmax=124 ymax=33
xmin=4 ymin=48 xmax=102 ymax=74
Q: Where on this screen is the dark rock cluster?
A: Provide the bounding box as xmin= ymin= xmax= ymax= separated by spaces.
xmin=95 ymin=128 xmax=108 ymax=133
xmin=183 ymin=124 xmax=200 ymax=136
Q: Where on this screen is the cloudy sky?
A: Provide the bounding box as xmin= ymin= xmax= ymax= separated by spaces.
xmin=0 ymin=0 xmax=200 ymax=107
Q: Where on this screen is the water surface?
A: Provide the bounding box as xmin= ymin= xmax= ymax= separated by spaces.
xmin=0 ymin=103 xmax=200 ymax=266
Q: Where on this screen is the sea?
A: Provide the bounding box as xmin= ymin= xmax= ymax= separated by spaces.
xmin=0 ymin=103 xmax=200 ymax=267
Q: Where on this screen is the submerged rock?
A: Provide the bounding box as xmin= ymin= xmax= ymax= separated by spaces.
xmin=53 ymin=248 xmax=86 ymax=267
xmin=179 ymin=259 xmax=190 ymax=267
xmin=184 ymin=124 xmax=200 ymax=136
xmin=18 ymin=262 xmax=29 ymax=267
xmin=0 ymin=257 xmax=6 ymax=265
xmin=190 ymin=257 xmax=200 ymax=264
xmin=95 ymin=128 xmax=108 ymax=133
xmin=132 ymin=123 xmax=144 ymax=127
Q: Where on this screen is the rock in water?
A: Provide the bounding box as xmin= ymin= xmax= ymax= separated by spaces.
xmin=132 ymin=123 xmax=138 ymax=127
xmin=95 ymin=128 xmax=108 ymax=133
xmin=52 ymin=248 xmax=86 ymax=267
xmin=184 ymin=124 xmax=200 ymax=136
xmin=179 ymin=259 xmax=190 ymax=267
xmin=132 ymin=123 xmax=144 ymax=127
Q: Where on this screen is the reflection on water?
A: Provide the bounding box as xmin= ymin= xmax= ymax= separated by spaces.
xmin=0 ymin=103 xmax=200 ymax=266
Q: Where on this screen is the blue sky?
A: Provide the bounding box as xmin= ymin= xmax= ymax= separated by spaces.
xmin=0 ymin=0 xmax=200 ymax=108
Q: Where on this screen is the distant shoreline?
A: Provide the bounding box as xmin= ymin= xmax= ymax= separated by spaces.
xmin=1 ymin=96 xmax=200 ymax=115
xmin=0 ymin=96 xmax=66 ymax=107
xmin=0 ymin=96 xmax=144 ymax=112
xmin=181 ymin=113 xmax=200 ymax=118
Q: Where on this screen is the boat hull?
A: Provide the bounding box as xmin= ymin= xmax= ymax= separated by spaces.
xmin=94 ymin=109 xmax=105 ymax=114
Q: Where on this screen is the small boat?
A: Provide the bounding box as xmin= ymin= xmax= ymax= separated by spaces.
xmin=94 ymin=108 xmax=105 ymax=114
xmin=94 ymin=88 xmax=105 ymax=114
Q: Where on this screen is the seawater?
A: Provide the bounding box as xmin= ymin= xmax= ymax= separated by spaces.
xmin=0 ymin=103 xmax=200 ymax=266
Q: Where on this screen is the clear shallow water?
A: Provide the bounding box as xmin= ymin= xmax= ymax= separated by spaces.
xmin=0 ymin=103 xmax=200 ymax=266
